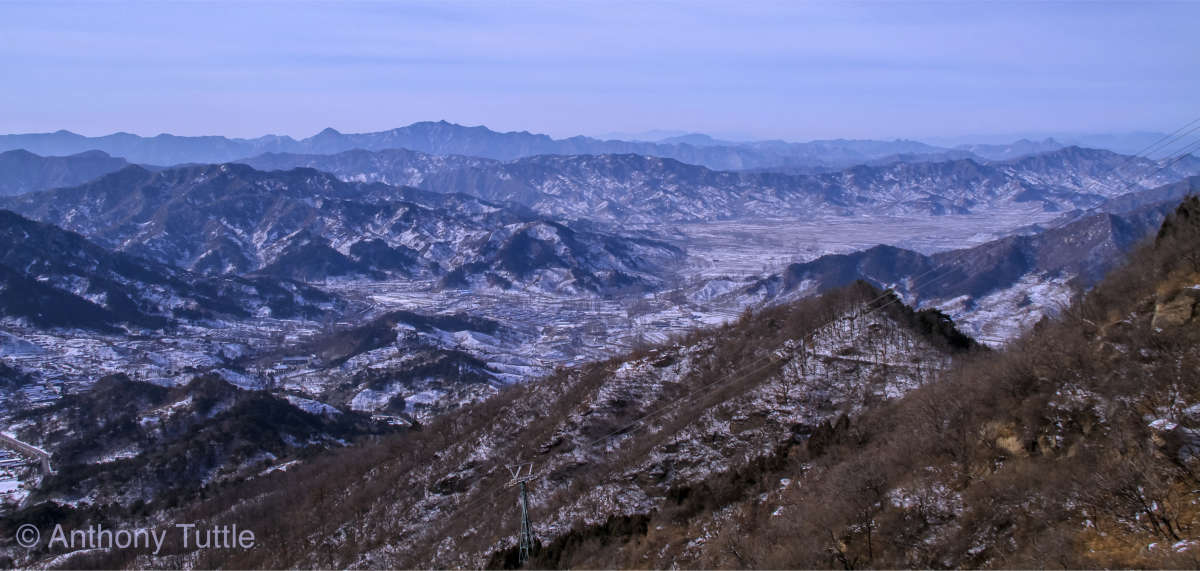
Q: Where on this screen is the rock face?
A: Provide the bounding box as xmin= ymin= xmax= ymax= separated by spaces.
xmin=1152 ymin=287 xmax=1200 ymax=329
xmin=1151 ymin=196 xmax=1200 ymax=329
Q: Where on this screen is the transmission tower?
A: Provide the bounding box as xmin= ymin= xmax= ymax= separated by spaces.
xmin=505 ymin=462 xmax=538 ymax=565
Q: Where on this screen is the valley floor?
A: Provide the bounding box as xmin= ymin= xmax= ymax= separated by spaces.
xmin=658 ymin=209 xmax=1061 ymax=279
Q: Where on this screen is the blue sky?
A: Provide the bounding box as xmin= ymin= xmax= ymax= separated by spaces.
xmin=1 ymin=1 xmax=1196 ymax=141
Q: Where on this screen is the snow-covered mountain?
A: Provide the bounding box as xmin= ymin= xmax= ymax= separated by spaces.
xmin=54 ymin=282 xmax=975 ymax=569
xmin=240 ymin=146 xmax=1200 ymax=222
xmin=0 ymin=209 xmax=336 ymax=332
xmin=28 ymin=195 xmax=1200 ymax=570
xmin=0 ymin=164 xmax=684 ymax=294
xmin=740 ymin=181 xmax=1197 ymax=345
xmin=9 ymin=372 xmax=396 ymax=507
xmin=244 ymin=310 xmax=512 ymax=419
xmin=238 ymin=148 xmax=493 ymax=187
xmin=7 ymin=120 xmax=1200 ymax=570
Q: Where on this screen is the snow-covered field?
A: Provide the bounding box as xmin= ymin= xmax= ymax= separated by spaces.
xmin=659 ymin=209 xmax=1060 ymax=280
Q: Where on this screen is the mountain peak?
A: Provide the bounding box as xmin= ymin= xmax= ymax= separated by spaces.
xmin=1050 ymin=145 xmax=1115 ymax=157
xmin=71 ymin=149 xmax=113 ymax=159
xmin=407 ymin=120 xmax=472 ymax=131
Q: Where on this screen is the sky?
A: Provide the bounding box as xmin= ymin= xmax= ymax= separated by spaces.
xmin=1 ymin=1 xmax=1197 ymax=142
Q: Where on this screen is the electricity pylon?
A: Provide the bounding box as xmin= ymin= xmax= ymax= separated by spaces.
xmin=506 ymin=462 xmax=538 ymax=565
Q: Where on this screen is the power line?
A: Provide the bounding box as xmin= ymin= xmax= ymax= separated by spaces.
xmin=1121 ymin=116 xmax=1200 ymax=161
xmin=1159 ymin=138 xmax=1200 ymax=171
xmin=1069 ymin=121 xmax=1200 ymax=209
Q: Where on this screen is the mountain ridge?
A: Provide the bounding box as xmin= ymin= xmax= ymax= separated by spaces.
xmin=240 ymin=146 xmax=1200 ymax=222
xmin=0 ymin=163 xmax=684 ymax=294
xmin=0 ymin=208 xmax=336 ymax=332
xmin=0 ymin=121 xmax=961 ymax=171
xmin=0 ymin=149 xmax=130 ymax=196
xmin=741 ymin=182 xmax=1196 ymax=344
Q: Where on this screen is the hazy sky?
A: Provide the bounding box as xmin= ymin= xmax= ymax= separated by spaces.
xmin=2 ymin=1 xmax=1197 ymax=141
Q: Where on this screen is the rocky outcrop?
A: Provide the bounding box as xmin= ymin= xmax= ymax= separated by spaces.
xmin=1152 ymin=286 xmax=1200 ymax=329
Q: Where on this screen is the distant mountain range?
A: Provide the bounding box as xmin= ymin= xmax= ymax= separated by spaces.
xmin=237 ymin=148 xmax=491 ymax=188
xmin=3 ymin=143 xmax=1196 ymax=230
xmin=240 ymin=146 xmax=1200 ymax=222
xmin=922 ymin=130 xmax=1173 ymax=155
xmin=3 ymin=123 xmax=1179 ymax=175
xmin=953 ymin=137 xmax=1066 ymax=160
xmin=0 ymin=163 xmax=683 ymax=293
xmin=0 ymin=149 xmax=130 ymax=196
xmin=0 ymin=122 xmax=974 ymax=171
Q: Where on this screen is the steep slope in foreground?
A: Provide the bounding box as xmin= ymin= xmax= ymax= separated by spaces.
xmin=19 ymin=283 xmax=977 ymax=568
xmin=524 ymin=197 xmax=1200 ymax=568
xmin=591 ymin=195 xmax=1200 ymax=569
